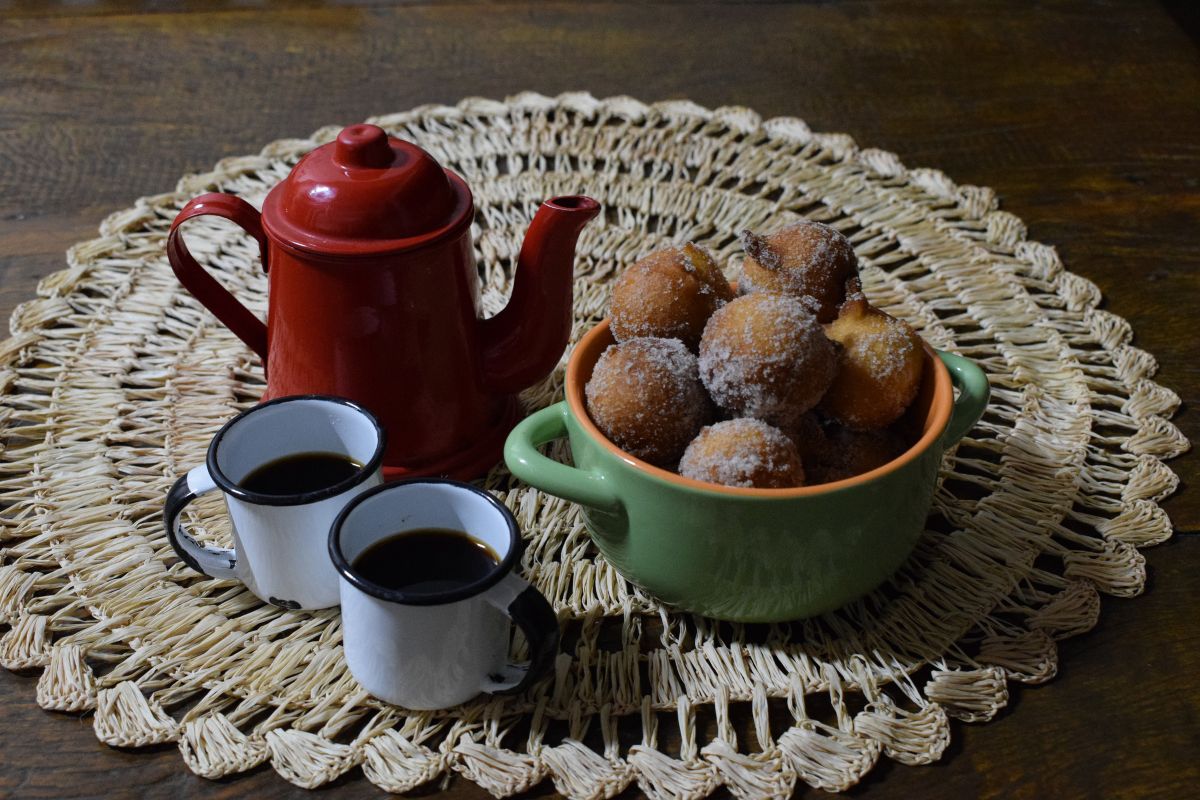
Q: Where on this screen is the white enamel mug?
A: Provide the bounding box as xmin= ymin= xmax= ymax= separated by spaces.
xmin=329 ymin=479 xmax=560 ymax=710
xmin=164 ymin=395 xmax=385 ymax=610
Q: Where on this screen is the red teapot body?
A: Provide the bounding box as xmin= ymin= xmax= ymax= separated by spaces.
xmin=167 ymin=124 xmax=599 ymax=478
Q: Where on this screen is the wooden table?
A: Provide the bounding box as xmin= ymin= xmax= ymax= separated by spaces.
xmin=1 ymin=2 xmax=1196 ymax=798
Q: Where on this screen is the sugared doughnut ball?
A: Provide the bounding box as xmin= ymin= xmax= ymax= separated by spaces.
xmin=820 ymin=289 xmax=925 ymax=430
xmin=698 ymin=293 xmax=838 ymax=428
xmin=779 ymin=412 xmax=830 ymax=464
xmin=807 ymin=425 xmax=907 ymax=485
xmin=610 ymin=243 xmax=734 ymax=350
xmin=740 ymin=220 xmax=859 ymax=323
xmin=679 ymin=418 xmax=804 ymax=489
xmin=585 ymin=337 xmax=714 ymax=466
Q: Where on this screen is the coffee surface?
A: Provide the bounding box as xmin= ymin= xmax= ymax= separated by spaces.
xmin=352 ymin=529 xmax=499 ymax=595
xmin=239 ymin=452 xmax=361 ymax=495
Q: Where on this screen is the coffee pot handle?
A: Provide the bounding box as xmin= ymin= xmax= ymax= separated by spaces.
xmin=167 ymin=193 xmax=270 ymax=362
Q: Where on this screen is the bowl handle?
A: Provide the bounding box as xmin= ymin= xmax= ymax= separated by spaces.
xmin=938 ymin=350 xmax=990 ymax=444
xmin=504 ymin=402 xmax=620 ymax=512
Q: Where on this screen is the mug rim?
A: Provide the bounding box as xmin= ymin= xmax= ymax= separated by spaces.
xmin=328 ymin=478 xmax=521 ymax=606
xmin=207 ymin=394 xmax=386 ymax=507
xmin=566 ymin=319 xmax=954 ymax=498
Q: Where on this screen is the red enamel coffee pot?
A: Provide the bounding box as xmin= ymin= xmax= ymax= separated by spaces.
xmin=167 ymin=124 xmax=599 ymax=479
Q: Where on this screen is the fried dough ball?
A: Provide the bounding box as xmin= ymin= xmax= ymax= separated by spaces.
xmin=820 ymin=285 xmax=925 ymax=430
xmin=698 ymin=293 xmax=838 ymax=428
xmin=610 ymin=243 xmax=735 ymax=350
xmin=807 ymin=425 xmax=908 ymax=485
xmin=740 ymin=220 xmax=859 ymax=323
xmin=778 ymin=412 xmax=830 ymax=464
xmin=585 ymin=337 xmax=714 ymax=466
xmin=679 ymin=418 xmax=805 ymax=489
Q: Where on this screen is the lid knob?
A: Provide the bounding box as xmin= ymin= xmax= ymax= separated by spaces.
xmin=262 ymin=123 xmax=469 ymax=252
xmin=334 ymin=124 xmax=394 ymax=169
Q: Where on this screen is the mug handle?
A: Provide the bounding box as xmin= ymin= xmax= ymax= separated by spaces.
xmin=481 ymin=574 xmax=560 ymax=696
xmin=166 ymin=193 xmax=270 ymax=362
xmin=164 ymin=465 xmax=239 ymax=579
xmin=503 ymin=402 xmax=620 ymax=511
xmin=938 ymin=350 xmax=991 ymax=444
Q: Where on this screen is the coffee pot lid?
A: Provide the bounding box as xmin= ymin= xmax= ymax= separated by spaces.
xmin=261 ymin=124 xmax=472 ymax=257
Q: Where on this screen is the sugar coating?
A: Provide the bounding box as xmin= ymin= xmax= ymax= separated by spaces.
xmin=740 ymin=220 xmax=858 ymax=323
xmin=610 ymin=244 xmax=733 ymax=350
xmin=698 ymin=293 xmax=838 ymax=428
xmin=679 ymin=242 xmax=734 ymax=299
xmin=585 ymin=336 xmax=713 ymax=466
xmin=679 ymin=418 xmax=804 ymax=489
xmin=820 ymin=296 xmax=924 ymax=430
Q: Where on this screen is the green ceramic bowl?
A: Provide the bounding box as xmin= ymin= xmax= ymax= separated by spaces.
xmin=504 ymin=321 xmax=989 ymax=622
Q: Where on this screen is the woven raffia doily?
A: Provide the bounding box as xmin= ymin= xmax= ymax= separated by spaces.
xmin=0 ymin=92 xmax=1189 ymax=798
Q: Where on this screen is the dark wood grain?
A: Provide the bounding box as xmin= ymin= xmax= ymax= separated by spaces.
xmin=1 ymin=1 xmax=1197 ymax=797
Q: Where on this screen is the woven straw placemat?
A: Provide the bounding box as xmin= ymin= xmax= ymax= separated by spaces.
xmin=0 ymin=92 xmax=1188 ymax=798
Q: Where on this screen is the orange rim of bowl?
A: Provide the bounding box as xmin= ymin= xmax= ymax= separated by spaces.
xmin=565 ymin=319 xmax=954 ymax=498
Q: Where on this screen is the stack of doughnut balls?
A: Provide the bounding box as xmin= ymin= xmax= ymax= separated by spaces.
xmin=584 ymin=220 xmax=928 ymax=489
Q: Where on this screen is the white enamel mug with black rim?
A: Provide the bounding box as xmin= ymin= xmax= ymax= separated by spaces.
xmin=329 ymin=479 xmax=560 ymax=710
xmin=164 ymin=395 xmax=385 ymax=610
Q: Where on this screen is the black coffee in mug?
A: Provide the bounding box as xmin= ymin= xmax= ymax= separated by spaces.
xmin=352 ymin=529 xmax=500 ymax=594
xmin=240 ymin=452 xmax=362 ymax=495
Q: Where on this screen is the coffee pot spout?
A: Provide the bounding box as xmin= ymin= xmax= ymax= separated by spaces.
xmin=479 ymin=196 xmax=601 ymax=393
